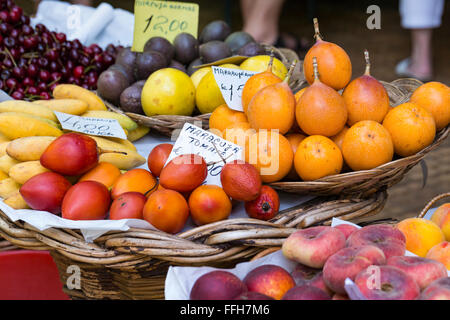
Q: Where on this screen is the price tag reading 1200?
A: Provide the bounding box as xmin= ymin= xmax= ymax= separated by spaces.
xmin=132 ymin=0 xmax=199 ymax=52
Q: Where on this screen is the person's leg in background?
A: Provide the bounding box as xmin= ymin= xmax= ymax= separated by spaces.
xmin=396 ymin=0 xmax=445 ymax=81
xmin=240 ymin=0 xmax=309 ymax=57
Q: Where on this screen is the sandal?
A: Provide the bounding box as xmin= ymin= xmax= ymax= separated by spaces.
xmin=395 ymin=58 xmax=433 ymax=82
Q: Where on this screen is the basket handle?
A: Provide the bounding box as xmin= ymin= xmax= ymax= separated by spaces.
xmin=250 ymin=247 xmax=281 ymax=261
xmin=417 ymin=192 xmax=450 ymax=218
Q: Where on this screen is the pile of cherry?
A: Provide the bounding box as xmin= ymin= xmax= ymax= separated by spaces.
xmin=0 ymin=0 xmax=121 ymax=100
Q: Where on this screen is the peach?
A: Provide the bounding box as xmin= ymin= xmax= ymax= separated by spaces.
xmin=347 ymin=224 xmax=406 ymax=259
xmin=333 ymin=224 xmax=358 ymax=240
xmin=190 ymin=270 xmax=247 ymax=300
xmin=355 ymin=265 xmax=420 ymax=300
xmin=426 ymin=241 xmax=450 ymax=270
xmin=431 ymin=203 xmax=450 ymax=241
xmin=282 ymin=226 xmax=346 ymax=268
xmin=419 ymin=277 xmax=450 ymax=300
xmin=243 ymin=264 xmax=295 ymax=300
xmin=282 ymin=285 xmax=331 ymax=300
xmin=387 ymin=256 xmax=447 ymax=290
xmin=323 ymin=245 xmax=386 ymax=294
xmin=291 ymin=263 xmax=333 ymax=295
xmin=397 ymin=218 xmax=445 ymax=257
xmin=234 ymin=292 xmax=274 ymax=300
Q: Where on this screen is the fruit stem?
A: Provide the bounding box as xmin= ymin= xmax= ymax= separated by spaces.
xmin=284 ymin=59 xmax=297 ymax=84
xmin=312 ymin=57 xmax=320 ymax=82
xmin=313 ymin=18 xmax=323 ymax=41
xmin=144 ymin=181 xmax=159 ymax=196
xmin=266 ymin=49 xmax=275 ymax=73
xmin=364 ymin=49 xmax=371 ymax=76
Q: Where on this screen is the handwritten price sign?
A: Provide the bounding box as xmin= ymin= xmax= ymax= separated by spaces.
xmin=212 ymin=66 xmax=258 ymax=112
xmin=54 ymin=112 xmax=127 ymax=139
xmin=132 ymin=0 xmax=199 ymax=52
xmin=165 ymin=123 xmax=243 ymax=187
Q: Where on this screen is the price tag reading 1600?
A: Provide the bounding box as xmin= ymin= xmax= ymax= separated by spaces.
xmin=132 ymin=0 xmax=199 ymax=52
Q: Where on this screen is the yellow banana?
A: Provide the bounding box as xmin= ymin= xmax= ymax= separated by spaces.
xmin=0 ymin=155 xmax=20 ymax=174
xmin=0 ymin=132 xmax=10 ymax=143
xmin=0 ymin=112 xmax=63 ymax=139
xmin=106 ymin=137 xmax=137 ymax=151
xmin=0 ymin=170 xmax=8 ymax=181
xmin=99 ymin=152 xmax=146 ymax=170
xmin=6 ymin=136 xmax=56 ymax=161
xmin=8 ymin=161 xmax=50 ymax=184
xmin=3 ymin=191 xmax=29 ymax=210
xmin=127 ymin=125 xmax=150 ymax=142
xmin=53 ymin=84 xmax=107 ymax=111
xmin=0 ymin=178 xmax=20 ymax=199
xmin=0 ymin=141 xmax=9 ymax=157
xmin=33 ymin=99 xmax=89 ymax=115
xmin=0 ymin=100 xmax=57 ymax=122
xmin=89 ymin=135 xmax=134 ymax=153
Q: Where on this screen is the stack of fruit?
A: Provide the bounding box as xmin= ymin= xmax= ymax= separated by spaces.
xmin=139 ymin=143 xmax=281 ymax=234
xmin=97 ymin=19 xmax=289 ymax=120
xmin=209 ymin=18 xmax=450 ymax=184
xmin=188 ymin=221 xmax=449 ymax=300
xmin=0 ymin=84 xmax=151 ymax=209
xmin=0 ymin=0 xmax=119 ymax=100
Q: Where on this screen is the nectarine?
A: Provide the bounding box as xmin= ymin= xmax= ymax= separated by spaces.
xmin=190 ymin=270 xmax=247 ymax=300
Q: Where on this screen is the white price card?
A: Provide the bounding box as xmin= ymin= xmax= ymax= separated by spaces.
xmin=54 ymin=111 xmax=127 ymax=139
xmin=211 ymin=66 xmax=258 ymax=112
xmin=165 ymin=123 xmax=243 ymax=187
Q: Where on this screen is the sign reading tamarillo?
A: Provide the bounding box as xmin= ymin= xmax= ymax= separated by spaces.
xmin=164 ymin=123 xmax=243 ymax=186
xmin=54 ymin=111 xmax=127 ymax=139
xmin=212 ymin=66 xmax=258 ymax=112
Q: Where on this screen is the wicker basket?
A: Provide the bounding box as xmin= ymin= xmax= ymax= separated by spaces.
xmin=269 ymin=78 xmax=449 ymax=197
xmin=105 ymin=45 xmax=303 ymax=137
xmin=0 ymin=190 xmax=386 ymax=300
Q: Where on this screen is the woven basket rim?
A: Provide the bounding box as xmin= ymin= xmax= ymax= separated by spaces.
xmin=0 ymin=190 xmax=387 ymax=266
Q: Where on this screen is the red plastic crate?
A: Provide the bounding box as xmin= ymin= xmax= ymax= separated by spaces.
xmin=0 ymin=250 xmax=69 ymax=300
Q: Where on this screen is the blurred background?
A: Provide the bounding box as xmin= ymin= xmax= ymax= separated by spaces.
xmin=17 ymin=0 xmax=450 ymax=221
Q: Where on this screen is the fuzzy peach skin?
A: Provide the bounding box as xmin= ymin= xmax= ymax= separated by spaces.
xmin=355 ymin=265 xmax=420 ymax=300
xmin=431 ymin=203 xmax=450 ymax=241
xmin=282 ymin=226 xmax=346 ymax=268
xmin=281 ymin=285 xmax=331 ymax=300
xmin=426 ymin=241 xmax=450 ymax=270
xmin=387 ymin=256 xmax=447 ymax=290
xmin=397 ymin=218 xmax=445 ymax=257
xmin=419 ymin=277 xmax=450 ymax=300
xmin=333 ymin=224 xmax=358 ymax=240
xmin=190 ymin=271 xmax=247 ymax=300
xmin=347 ymin=224 xmax=406 ymax=259
xmin=323 ymin=245 xmax=386 ymax=294
xmin=291 ymin=263 xmax=333 ymax=295
xmin=243 ymin=264 xmax=295 ymax=300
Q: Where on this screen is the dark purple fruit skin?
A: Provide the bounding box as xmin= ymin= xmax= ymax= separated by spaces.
xmin=173 ymin=32 xmax=199 ymax=64
xmin=143 ymin=37 xmax=175 ymax=62
xmin=120 ymin=84 xmax=144 ymax=114
xmin=134 ymin=50 xmax=168 ymax=80
xmin=96 ymin=69 xmax=129 ymax=104
xmin=199 ymin=20 xmax=232 ymax=44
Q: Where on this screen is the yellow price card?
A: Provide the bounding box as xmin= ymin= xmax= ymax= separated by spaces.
xmin=132 ymin=0 xmax=199 ymax=52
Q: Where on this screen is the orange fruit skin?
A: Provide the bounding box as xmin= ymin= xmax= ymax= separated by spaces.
xmin=294 ymin=135 xmax=343 ymax=181
xmin=143 ymin=189 xmax=189 ymax=234
xmin=78 ymin=162 xmax=121 ymax=189
xmin=342 ymin=75 xmax=390 ymax=126
xmin=188 ymin=185 xmax=232 ymax=226
xmin=223 ymin=122 xmax=255 ymax=160
xmin=247 ymin=131 xmax=294 ymax=183
xmin=296 ymin=81 xmax=348 ymax=137
xmin=285 ymin=133 xmax=307 ymax=180
xmin=247 ymin=82 xmax=295 ymax=135
xmin=111 ymin=168 xmax=157 ymax=199
xmin=303 ymin=40 xmax=352 ymax=90
xmin=382 ymin=102 xmax=436 ymax=157
xmin=330 ymin=125 xmax=349 ymax=151
xmin=209 ymin=104 xmax=248 ymax=134
xmin=294 ymin=87 xmax=307 ymax=104
xmin=242 ymin=71 xmax=282 ymax=114
xmin=410 ymin=81 xmax=450 ymax=130
xmin=147 ymin=143 xmax=173 ymax=177
xmin=342 ymin=120 xmax=394 ymax=171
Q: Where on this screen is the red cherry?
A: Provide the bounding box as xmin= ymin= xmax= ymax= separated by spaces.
xmin=73 ymin=66 xmax=84 ymax=78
